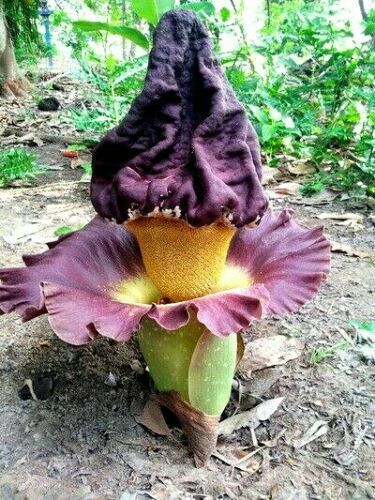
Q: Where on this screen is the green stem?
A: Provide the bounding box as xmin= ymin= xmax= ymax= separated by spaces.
xmin=138 ymin=316 xmax=237 ymax=415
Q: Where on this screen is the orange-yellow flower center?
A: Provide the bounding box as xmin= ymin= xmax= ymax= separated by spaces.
xmin=126 ymin=217 xmax=236 ymax=302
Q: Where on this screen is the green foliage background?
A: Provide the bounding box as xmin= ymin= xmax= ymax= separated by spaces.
xmin=228 ymin=0 xmax=375 ymax=197
xmin=63 ymin=0 xmax=374 ymax=198
xmin=3 ymin=0 xmax=43 ymax=63
xmin=7 ymin=0 xmax=374 ymax=197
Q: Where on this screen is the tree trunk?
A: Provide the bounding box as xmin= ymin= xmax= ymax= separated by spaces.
xmin=0 ymin=6 xmax=30 ymax=97
xmin=358 ymin=0 xmax=375 ymax=48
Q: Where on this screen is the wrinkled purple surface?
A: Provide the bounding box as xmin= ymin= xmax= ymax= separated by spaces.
xmin=0 ymin=211 xmax=330 ymax=344
xmin=91 ymin=10 xmax=268 ymax=227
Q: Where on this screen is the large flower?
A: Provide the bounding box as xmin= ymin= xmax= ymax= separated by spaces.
xmin=0 ymin=208 xmax=330 ymax=467
xmin=0 ymin=209 xmax=329 ymax=345
xmin=0 ymin=9 xmax=331 ymax=466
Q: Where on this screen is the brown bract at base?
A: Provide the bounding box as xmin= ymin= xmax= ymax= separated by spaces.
xmin=156 ymin=391 xmax=219 ymax=467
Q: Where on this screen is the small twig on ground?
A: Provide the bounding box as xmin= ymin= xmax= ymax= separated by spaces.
xmin=213 ymin=448 xmax=264 ymax=472
xmin=39 ymin=73 xmax=67 ymax=86
xmin=234 ymin=446 xmax=265 ymax=467
xmin=250 ymin=427 xmax=258 ymax=448
xmin=1 ymin=127 xmax=97 ymax=147
xmin=336 ymin=327 xmax=355 ymax=345
xmin=353 ymin=390 xmax=375 ymax=399
xmin=8 ymin=181 xmax=80 ymax=191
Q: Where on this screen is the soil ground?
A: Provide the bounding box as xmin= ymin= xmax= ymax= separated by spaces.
xmin=0 ymin=83 xmax=374 ymax=500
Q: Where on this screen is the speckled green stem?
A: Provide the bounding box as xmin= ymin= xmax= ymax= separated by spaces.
xmin=138 ymin=317 xmax=237 ymax=415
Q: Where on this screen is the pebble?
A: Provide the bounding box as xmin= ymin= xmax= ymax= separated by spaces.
xmin=105 ymin=372 xmax=118 ymax=387
xmin=37 ymin=97 xmax=60 ymax=111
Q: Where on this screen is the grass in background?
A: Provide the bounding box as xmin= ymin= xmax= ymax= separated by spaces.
xmin=54 ymin=223 xmax=85 ymax=237
xmin=0 ymin=148 xmax=41 ymax=187
xmin=309 ymin=341 xmax=351 ymax=365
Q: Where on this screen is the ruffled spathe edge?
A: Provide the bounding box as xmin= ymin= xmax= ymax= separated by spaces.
xmin=228 ymin=209 xmax=331 ymax=316
xmin=0 ymin=210 xmax=330 ymax=344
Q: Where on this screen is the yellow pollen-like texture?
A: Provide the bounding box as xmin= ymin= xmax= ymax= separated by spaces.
xmin=127 ymin=217 xmax=236 ymax=302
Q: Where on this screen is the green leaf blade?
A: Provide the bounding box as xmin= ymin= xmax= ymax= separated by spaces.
xmin=178 ymin=2 xmax=215 ymax=17
xmin=131 ymin=0 xmax=175 ymax=26
xmin=72 ymin=21 xmax=149 ymax=50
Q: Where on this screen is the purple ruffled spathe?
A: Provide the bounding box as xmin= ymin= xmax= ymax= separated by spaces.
xmin=0 ymin=210 xmax=330 ymax=345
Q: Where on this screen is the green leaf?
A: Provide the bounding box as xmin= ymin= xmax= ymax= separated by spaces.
xmin=249 ymin=105 xmax=267 ymax=123
xmin=54 ymin=226 xmax=74 ymax=237
xmin=67 ymin=143 xmax=88 ymax=152
xmin=188 ymin=330 xmax=237 ymax=415
xmin=54 ymin=224 xmax=84 ymax=237
xmin=113 ymin=56 xmax=148 ymax=85
xmin=178 ymin=2 xmax=215 ymax=17
xmin=72 ymin=21 xmax=149 ymax=50
xmin=283 ymin=116 xmax=295 ymax=129
xmin=310 ymin=342 xmax=351 ymax=365
xmin=350 ymin=320 xmax=375 ymax=333
xmin=269 ymin=107 xmax=283 ymax=122
xmin=220 ymin=7 xmax=231 ymax=21
xmin=78 ymin=162 xmax=92 ymax=183
xmin=0 ymin=148 xmax=40 ymax=186
xmin=131 ymin=0 xmax=175 ymax=26
xmin=261 ymin=123 xmax=276 ymax=142
xmin=364 ymin=9 xmax=375 ymax=36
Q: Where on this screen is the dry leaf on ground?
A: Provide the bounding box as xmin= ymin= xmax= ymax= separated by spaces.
xmin=21 ymin=133 xmax=44 ymax=147
xmin=260 ymin=429 xmax=286 ymax=448
xmin=213 ymin=448 xmax=263 ymax=473
xmin=218 ymin=397 xmax=284 ymax=436
xmin=273 ymin=182 xmax=303 ymax=197
xmin=318 ymin=212 xmax=364 ymax=222
xmin=266 ymin=189 xmax=286 ymax=200
xmin=262 ymin=166 xmax=283 ymax=185
xmin=331 ymin=241 xmax=370 ymax=258
xmin=239 ymin=335 xmax=305 ymax=375
xmin=135 ymin=398 xmax=171 ymax=437
xmin=356 ymin=346 xmax=375 ymax=362
xmin=285 ymin=161 xmax=316 ymax=175
xmin=318 ymin=212 xmax=364 ymax=231
xmin=291 ymin=189 xmax=338 ymax=206
xmin=240 ymin=367 xmax=281 ymax=396
xmin=70 ymin=157 xmax=84 ymax=169
xmin=293 ymin=420 xmax=329 ymax=449
xmin=1 ymin=132 xmax=44 ymax=147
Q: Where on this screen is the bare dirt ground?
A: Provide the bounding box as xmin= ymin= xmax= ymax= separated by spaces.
xmin=0 ymin=83 xmax=374 ymax=500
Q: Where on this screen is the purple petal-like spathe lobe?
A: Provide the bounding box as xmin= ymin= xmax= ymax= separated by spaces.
xmin=194 ymin=286 xmax=268 ymax=334
xmin=43 ymin=283 xmax=150 ymax=345
xmin=0 ymin=268 xmax=45 ymax=320
xmin=0 ymin=216 xmax=142 ymax=313
xmin=148 ymin=285 xmax=269 ymax=336
xmin=227 ymin=209 xmax=331 ymax=315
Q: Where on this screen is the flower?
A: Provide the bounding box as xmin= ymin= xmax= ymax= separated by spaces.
xmin=0 ymin=9 xmax=331 ymax=466
xmin=0 ymin=208 xmax=329 ymax=466
xmin=0 ymin=209 xmax=330 ymax=345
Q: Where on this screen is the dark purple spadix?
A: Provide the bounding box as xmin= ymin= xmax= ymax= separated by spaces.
xmin=91 ymin=10 xmax=268 ymax=227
